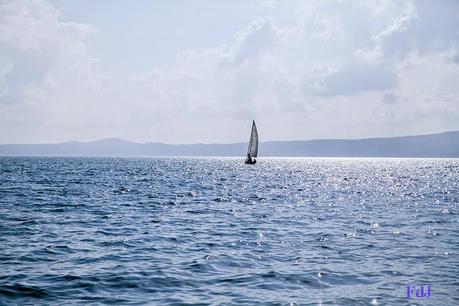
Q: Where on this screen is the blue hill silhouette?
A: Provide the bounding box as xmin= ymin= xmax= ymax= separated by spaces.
xmin=0 ymin=131 xmax=458 ymax=157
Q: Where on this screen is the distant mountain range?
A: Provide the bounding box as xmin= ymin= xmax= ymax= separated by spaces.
xmin=0 ymin=131 xmax=458 ymax=157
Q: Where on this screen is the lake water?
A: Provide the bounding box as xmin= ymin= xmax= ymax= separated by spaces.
xmin=0 ymin=157 xmax=458 ymax=305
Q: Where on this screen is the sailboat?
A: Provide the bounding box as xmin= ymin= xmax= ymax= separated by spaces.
xmin=245 ymin=120 xmax=258 ymax=164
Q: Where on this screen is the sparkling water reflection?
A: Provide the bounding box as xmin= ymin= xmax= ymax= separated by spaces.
xmin=0 ymin=157 xmax=458 ymax=305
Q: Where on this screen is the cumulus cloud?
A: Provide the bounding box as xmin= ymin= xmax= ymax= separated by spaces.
xmin=358 ymin=0 xmax=459 ymax=61
xmin=0 ymin=0 xmax=110 ymax=136
xmin=129 ymin=16 xmax=289 ymax=121
xmin=0 ymin=0 xmax=458 ymax=143
xmin=301 ymin=60 xmax=397 ymax=97
xmin=228 ymin=16 xmax=286 ymax=64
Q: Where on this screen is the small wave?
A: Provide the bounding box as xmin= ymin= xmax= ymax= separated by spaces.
xmin=0 ymin=283 xmax=50 ymax=298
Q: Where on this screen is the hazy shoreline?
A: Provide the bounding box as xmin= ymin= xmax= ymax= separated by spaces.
xmin=1 ymin=131 xmax=458 ymax=158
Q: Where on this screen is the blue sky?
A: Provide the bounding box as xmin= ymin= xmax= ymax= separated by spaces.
xmin=1 ymin=0 xmax=459 ymax=144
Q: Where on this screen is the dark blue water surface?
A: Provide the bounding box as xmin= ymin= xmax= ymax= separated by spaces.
xmin=0 ymin=157 xmax=458 ymax=305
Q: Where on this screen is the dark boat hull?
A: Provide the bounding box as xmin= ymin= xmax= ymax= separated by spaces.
xmin=245 ymin=158 xmax=256 ymax=164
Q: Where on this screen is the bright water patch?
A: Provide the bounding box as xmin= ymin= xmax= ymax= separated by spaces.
xmin=0 ymin=157 xmax=458 ymax=305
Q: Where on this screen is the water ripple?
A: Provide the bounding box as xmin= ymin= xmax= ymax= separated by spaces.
xmin=0 ymin=157 xmax=458 ymax=305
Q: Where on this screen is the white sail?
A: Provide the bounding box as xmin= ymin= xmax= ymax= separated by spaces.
xmin=247 ymin=120 xmax=258 ymax=158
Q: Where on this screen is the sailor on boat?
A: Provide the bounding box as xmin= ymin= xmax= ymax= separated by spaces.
xmin=245 ymin=120 xmax=258 ymax=165
xmin=245 ymin=152 xmax=256 ymax=164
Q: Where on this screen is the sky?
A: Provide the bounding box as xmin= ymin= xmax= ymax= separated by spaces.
xmin=1 ymin=0 xmax=459 ymax=144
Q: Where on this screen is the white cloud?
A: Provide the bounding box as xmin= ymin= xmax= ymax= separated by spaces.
xmin=300 ymin=60 xmax=397 ymax=97
xmin=0 ymin=0 xmax=109 ymax=136
xmin=0 ymin=0 xmax=458 ymax=143
xmin=228 ymin=16 xmax=286 ymax=64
